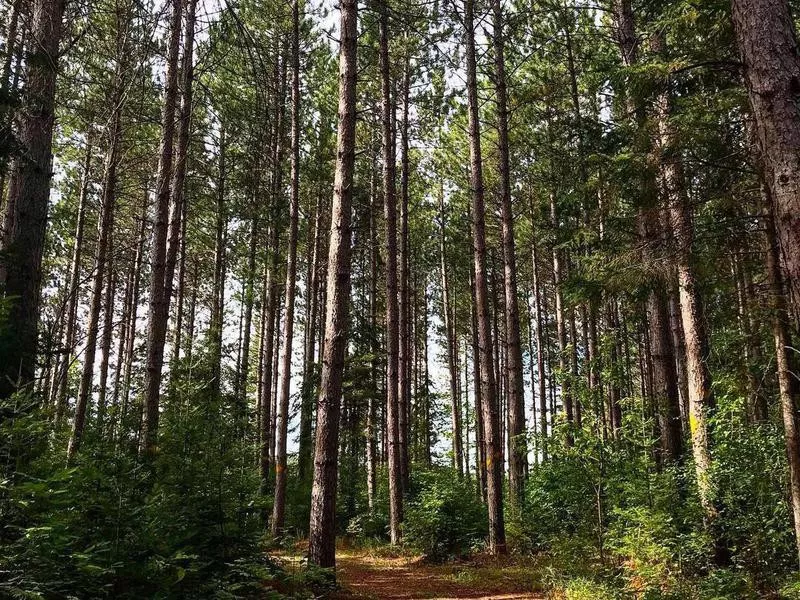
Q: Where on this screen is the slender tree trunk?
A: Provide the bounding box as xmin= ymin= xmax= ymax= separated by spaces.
xmin=96 ymin=247 xmax=116 ymax=431
xmin=668 ymin=289 xmax=690 ymax=429
xmin=68 ymin=106 xmax=122 ymax=461
xmin=211 ymin=131 xmax=227 ymax=397
xmin=547 ymin=185 xmax=573 ymax=436
xmin=612 ymin=0 xmax=682 ymax=463
xmin=272 ymin=0 xmax=302 ymax=537
xmin=367 ymin=165 xmax=379 ymax=510
xmin=112 ymin=250 xmax=134 ymax=422
xmin=55 ymin=142 xmax=92 ymax=423
xmin=398 ymin=54 xmax=412 ymax=493
xmin=439 ymin=186 xmax=463 ymax=476
xmin=465 ymin=0 xmax=506 ymax=554
xmin=492 ymin=0 xmax=526 ymax=506
xmin=653 ymin=33 xmax=719 ymax=534
xmin=0 ymin=0 xmax=67 ymax=398
xmin=299 ymin=191 xmax=323 ymax=481
xmin=471 ymin=267 xmax=486 ymax=502
xmin=140 ymin=0 xmax=183 ymax=454
xmin=379 ymin=3 xmax=403 ymax=545
xmin=762 ymin=182 xmax=800 ymax=564
xmin=239 ymin=215 xmax=258 ymax=424
xmin=121 ymin=189 xmax=148 ymax=425
xmin=259 ymin=258 xmax=278 ymax=501
xmin=170 ymin=192 xmax=189 ymax=375
xmin=307 ymin=0 xmax=357 ymax=569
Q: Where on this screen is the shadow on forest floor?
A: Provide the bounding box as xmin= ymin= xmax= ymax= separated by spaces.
xmin=275 ymin=545 xmax=546 ymax=600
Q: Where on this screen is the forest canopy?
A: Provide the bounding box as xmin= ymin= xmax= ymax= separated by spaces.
xmin=2 ymin=0 xmax=800 ymax=598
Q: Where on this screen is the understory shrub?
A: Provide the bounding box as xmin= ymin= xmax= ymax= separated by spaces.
xmin=403 ymin=467 xmax=486 ymax=562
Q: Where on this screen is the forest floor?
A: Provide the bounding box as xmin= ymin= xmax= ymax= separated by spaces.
xmin=276 ymin=545 xmax=546 ymax=600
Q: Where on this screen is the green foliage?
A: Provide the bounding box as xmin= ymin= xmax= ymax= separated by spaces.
xmin=403 ymin=468 xmax=486 ymax=562
xmin=0 ymin=388 xmax=304 ymax=599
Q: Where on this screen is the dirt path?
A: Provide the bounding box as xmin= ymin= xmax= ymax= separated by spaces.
xmin=332 ymin=549 xmax=544 ymax=600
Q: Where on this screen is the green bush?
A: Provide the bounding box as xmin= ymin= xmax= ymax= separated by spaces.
xmin=403 ymin=468 xmax=486 ymax=562
xmin=0 ymin=382 xmax=303 ymax=599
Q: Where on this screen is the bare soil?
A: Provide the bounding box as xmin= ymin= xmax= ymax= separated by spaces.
xmin=330 ymin=549 xmax=545 ymax=600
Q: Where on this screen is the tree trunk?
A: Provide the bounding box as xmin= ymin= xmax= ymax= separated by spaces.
xmin=272 ymin=0 xmax=302 ymax=537
xmin=121 ymin=189 xmax=148 ymax=426
xmin=96 ymin=246 xmax=116 ymax=431
xmin=55 ymin=141 xmax=92 ymax=424
xmin=653 ymin=33 xmax=719 ymax=537
xmin=439 ymin=185 xmax=463 ymax=476
xmin=492 ymin=0 xmax=526 ymax=506
xmin=299 ymin=191 xmax=323 ymax=481
xmin=307 ymin=0 xmax=357 ymax=569
xmin=0 ymin=0 xmax=67 ymax=398
xmin=239 ymin=215 xmax=258 ymax=424
xmin=732 ymin=0 xmax=800 ymax=322
xmin=611 ymin=0 xmax=682 ymax=463
xmin=398 ymin=54 xmax=412 ymax=493
xmin=465 ymin=0 xmax=506 ymax=554
xmin=762 ymin=181 xmax=800 ymax=564
xmin=367 ymin=164 xmax=379 ymax=510
xmin=140 ymin=0 xmax=183 ymax=454
xmin=68 ymin=105 xmax=122 ymax=461
xmin=379 ymin=3 xmax=403 ymax=545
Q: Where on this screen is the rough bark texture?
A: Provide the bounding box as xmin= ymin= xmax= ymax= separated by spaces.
xmin=55 ymin=142 xmax=92 ymax=423
xmin=762 ymin=182 xmax=800 ymax=564
xmin=140 ymin=0 xmax=183 ymax=455
xmin=465 ymin=0 xmax=506 ymax=555
xmin=307 ymin=0 xmax=357 ymax=569
xmin=210 ymin=132 xmax=227 ymax=399
xmin=0 ymin=0 xmax=67 ymax=398
xmin=732 ymin=0 xmax=800 ymax=322
xmin=653 ymin=38 xmax=716 ymax=508
xmin=398 ymin=55 xmax=412 ymax=493
xmin=379 ymin=3 xmax=403 ymax=545
xmin=272 ymin=0 xmax=301 ymax=537
xmin=493 ymin=0 xmax=526 ymax=507
xmin=531 ymin=232 xmax=548 ymax=459
xmin=439 ymin=187 xmax=463 ymax=477
xmin=68 ymin=106 xmax=121 ymax=461
xmin=612 ymin=0 xmax=682 ymax=463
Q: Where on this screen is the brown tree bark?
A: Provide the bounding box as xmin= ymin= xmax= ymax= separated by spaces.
xmin=68 ymin=104 xmax=122 ymax=461
xmin=210 ymin=130 xmax=227 ymax=398
xmin=531 ymin=233 xmax=548 ymax=460
xmin=611 ymin=0 xmax=682 ymax=463
xmin=307 ymin=0 xmax=357 ymax=569
xmin=439 ymin=185 xmax=463 ymax=476
xmin=238 ymin=214 xmax=258 ymax=421
xmin=492 ymin=0 xmax=526 ymax=507
xmin=470 ymin=269 xmax=486 ymax=501
xmin=379 ymin=2 xmax=403 ymax=545
xmin=140 ymin=0 xmax=183 ymax=455
xmin=272 ymin=0 xmax=302 ymax=537
xmin=121 ymin=189 xmax=148 ymax=425
xmin=299 ymin=187 xmax=324 ymax=481
xmin=653 ymin=34 xmax=719 ymax=540
xmin=0 ymin=0 xmax=67 ymax=398
xmin=54 ymin=141 xmax=93 ymax=424
xmin=465 ymin=0 xmax=506 ymax=554
xmin=732 ymin=0 xmax=800 ymax=322
xmin=761 ymin=182 xmax=800 ymax=564
xmin=398 ymin=54 xmax=412 ymax=493
xmin=367 ymin=163 xmax=379 ymax=510
xmin=96 ymin=247 xmax=116 ymax=430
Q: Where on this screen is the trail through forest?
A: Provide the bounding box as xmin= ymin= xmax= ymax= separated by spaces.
xmin=333 ymin=550 xmax=542 ymax=600
xmin=278 ymin=548 xmax=544 ymax=600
